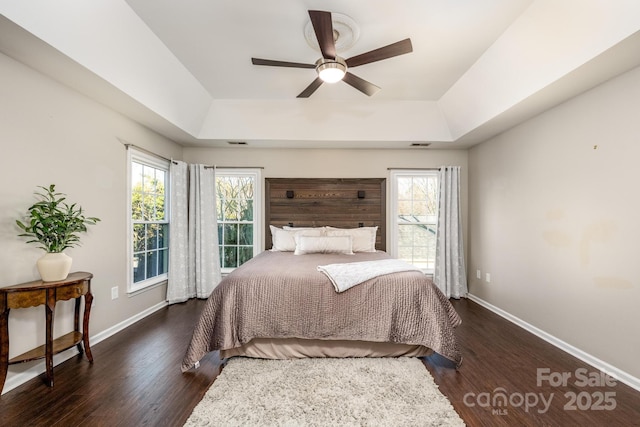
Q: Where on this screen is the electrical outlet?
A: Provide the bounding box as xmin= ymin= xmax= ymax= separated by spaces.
xmin=485 ymin=273 xmax=491 ymax=283
xmin=111 ymin=286 xmax=119 ymax=300
xmin=476 ymin=269 xmax=481 ymax=279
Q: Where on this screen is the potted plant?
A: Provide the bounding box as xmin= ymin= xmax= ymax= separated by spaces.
xmin=16 ymin=184 xmax=100 ymax=281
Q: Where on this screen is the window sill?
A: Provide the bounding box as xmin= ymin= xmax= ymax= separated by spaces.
xmin=127 ymin=279 xmax=167 ymax=297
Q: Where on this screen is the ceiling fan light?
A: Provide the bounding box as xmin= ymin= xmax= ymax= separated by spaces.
xmin=318 ymin=66 xmax=345 ymax=83
xmin=316 ymin=57 xmax=347 ymax=83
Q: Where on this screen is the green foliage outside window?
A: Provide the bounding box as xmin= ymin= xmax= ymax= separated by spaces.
xmin=131 ymin=162 xmax=168 ymax=283
xmin=216 ymin=175 xmax=255 ymax=269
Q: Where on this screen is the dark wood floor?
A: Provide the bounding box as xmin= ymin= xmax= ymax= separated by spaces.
xmin=425 ymin=299 xmax=640 ymax=426
xmin=1 ymin=298 xmax=639 ymax=426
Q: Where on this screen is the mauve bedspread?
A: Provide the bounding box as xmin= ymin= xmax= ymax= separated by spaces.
xmin=181 ymin=251 xmax=462 ymax=372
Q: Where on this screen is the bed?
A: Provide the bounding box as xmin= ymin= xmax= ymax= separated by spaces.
xmin=181 ymin=178 xmax=462 ymax=372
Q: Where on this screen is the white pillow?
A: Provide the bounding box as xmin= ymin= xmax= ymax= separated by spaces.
xmin=294 ymin=235 xmax=354 ymax=255
xmin=270 ymin=225 xmax=323 ymax=251
xmin=325 ymin=226 xmax=378 ymax=252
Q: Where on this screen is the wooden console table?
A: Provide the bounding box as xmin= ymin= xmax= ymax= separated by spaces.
xmin=0 ymin=272 xmax=93 ymax=391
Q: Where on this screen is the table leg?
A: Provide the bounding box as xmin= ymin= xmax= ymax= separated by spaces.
xmin=45 ymin=290 xmax=55 ymax=387
xmin=0 ymin=305 xmax=9 ymax=394
xmin=83 ymin=292 xmax=93 ymax=363
xmin=74 ymin=297 xmax=83 ymax=356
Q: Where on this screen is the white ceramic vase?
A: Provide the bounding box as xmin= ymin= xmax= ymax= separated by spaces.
xmin=37 ymin=252 xmax=72 ymax=282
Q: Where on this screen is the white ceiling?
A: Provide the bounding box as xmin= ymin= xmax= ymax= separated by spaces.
xmin=124 ymin=0 xmax=532 ymax=101
xmin=1 ymin=1 xmax=640 ymax=149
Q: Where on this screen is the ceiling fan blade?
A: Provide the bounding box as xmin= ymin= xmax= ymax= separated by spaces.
xmin=297 ymin=77 xmax=324 ymax=98
xmin=342 ymin=72 xmax=380 ymax=96
xmin=309 ymin=10 xmax=336 ymax=59
xmin=345 ymin=38 xmax=413 ymax=68
xmin=252 ymin=58 xmax=315 ymax=69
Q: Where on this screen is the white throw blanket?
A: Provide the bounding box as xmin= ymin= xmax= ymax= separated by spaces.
xmin=318 ymin=259 xmax=422 ymax=293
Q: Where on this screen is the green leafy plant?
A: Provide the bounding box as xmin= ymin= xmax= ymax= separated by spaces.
xmin=16 ymin=184 xmax=100 ymax=253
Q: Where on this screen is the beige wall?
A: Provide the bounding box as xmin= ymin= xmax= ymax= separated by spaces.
xmin=184 ymin=146 xmax=469 ymax=250
xmin=0 ymin=52 xmax=182 ymax=392
xmin=468 ymin=65 xmax=640 ymax=378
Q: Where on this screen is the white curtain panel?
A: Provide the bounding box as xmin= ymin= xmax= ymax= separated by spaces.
xmin=188 ymin=164 xmax=222 ymax=299
xmin=166 ymin=160 xmax=191 ymax=303
xmin=434 ymin=166 xmax=468 ymax=299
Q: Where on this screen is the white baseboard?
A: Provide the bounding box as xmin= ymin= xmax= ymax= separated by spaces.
xmin=466 ymin=293 xmax=640 ymax=393
xmin=90 ymin=301 xmax=168 ymax=345
xmin=1 ymin=300 xmax=168 ymax=395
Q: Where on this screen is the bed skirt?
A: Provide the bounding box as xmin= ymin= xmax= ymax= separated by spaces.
xmin=220 ymin=338 xmax=434 ymax=359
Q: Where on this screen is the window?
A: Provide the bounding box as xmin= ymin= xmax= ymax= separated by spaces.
xmin=389 ymin=170 xmax=439 ymax=273
xmin=128 ymin=149 xmax=169 ymax=293
xmin=215 ymin=169 xmax=262 ymax=273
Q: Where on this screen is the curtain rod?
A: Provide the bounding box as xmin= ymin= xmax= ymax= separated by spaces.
xmin=204 ymin=166 xmax=264 ymax=169
xmin=123 ymin=142 xmax=177 ymax=164
xmin=387 ymin=167 xmax=440 ymax=171
xmin=123 ymin=143 xmax=263 ymax=169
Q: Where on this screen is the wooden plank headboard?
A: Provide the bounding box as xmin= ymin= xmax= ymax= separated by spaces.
xmin=265 ymin=178 xmax=386 ymax=251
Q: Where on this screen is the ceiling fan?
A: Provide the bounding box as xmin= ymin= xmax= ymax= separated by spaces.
xmin=251 ymin=10 xmax=413 ymax=98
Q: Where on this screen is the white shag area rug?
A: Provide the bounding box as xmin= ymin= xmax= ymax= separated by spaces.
xmin=185 ymin=357 xmax=465 ymax=426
